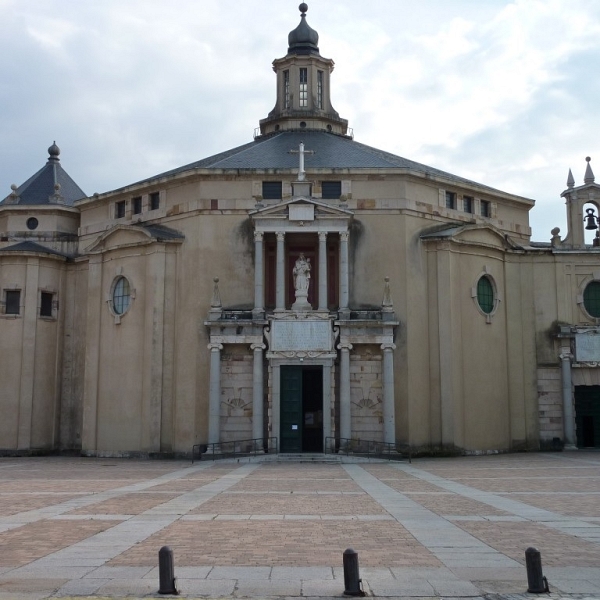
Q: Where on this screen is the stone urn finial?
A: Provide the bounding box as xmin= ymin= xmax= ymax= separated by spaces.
xmin=211 ymin=277 xmax=222 ymax=309
xmin=382 ymin=276 xmax=393 ymax=312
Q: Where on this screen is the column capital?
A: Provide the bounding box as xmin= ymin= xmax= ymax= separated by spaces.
xmin=337 ymin=342 xmax=353 ymax=351
xmin=251 ymin=343 xmax=266 ymax=351
xmin=340 ymin=231 xmax=349 ymax=242
xmin=318 ymin=231 xmax=328 ymax=241
xmin=208 ymin=343 xmax=223 ymax=351
xmin=276 ymin=231 xmax=285 ymax=241
xmin=559 ymin=352 xmax=573 ymax=361
xmin=381 ymin=343 xmax=396 ymax=351
xmin=254 ymin=231 xmax=264 ymax=242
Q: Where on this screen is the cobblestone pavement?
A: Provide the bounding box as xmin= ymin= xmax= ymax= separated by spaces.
xmin=0 ymin=452 xmax=599 ymax=599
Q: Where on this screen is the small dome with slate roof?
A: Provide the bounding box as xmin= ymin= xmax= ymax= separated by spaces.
xmin=288 ymin=3 xmax=320 ymax=55
xmin=260 ymin=4 xmax=348 ymax=137
xmin=1 ymin=142 xmax=86 ymax=206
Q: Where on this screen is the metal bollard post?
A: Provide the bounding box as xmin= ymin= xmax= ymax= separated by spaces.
xmin=343 ymin=548 xmax=364 ymax=596
xmin=525 ymin=547 xmax=549 ymax=593
xmin=158 ymin=546 xmax=178 ymax=595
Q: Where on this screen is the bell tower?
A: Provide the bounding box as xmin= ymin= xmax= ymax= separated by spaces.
xmin=559 ymin=157 xmax=600 ymax=248
xmin=258 ymin=3 xmax=349 ymax=137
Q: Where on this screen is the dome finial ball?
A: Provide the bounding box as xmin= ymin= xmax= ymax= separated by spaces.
xmin=299 ymin=3 xmax=308 ymax=15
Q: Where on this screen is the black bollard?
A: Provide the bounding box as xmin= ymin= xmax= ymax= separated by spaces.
xmin=525 ymin=547 xmax=549 ymax=593
xmin=158 ymin=546 xmax=178 ymax=595
xmin=343 ymin=548 xmax=364 ymax=596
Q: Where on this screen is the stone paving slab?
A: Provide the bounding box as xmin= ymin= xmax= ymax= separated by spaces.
xmin=0 ymin=453 xmax=599 ymax=599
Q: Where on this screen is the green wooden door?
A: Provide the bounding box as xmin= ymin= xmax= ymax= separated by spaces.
xmin=281 ymin=366 xmax=303 ymax=452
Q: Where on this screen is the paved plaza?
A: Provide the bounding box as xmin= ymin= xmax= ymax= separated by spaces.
xmin=0 ymin=452 xmax=599 ymax=600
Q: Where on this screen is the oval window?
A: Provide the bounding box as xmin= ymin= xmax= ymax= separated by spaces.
xmin=112 ymin=276 xmax=131 ymax=315
xmin=477 ymin=276 xmax=494 ymax=314
xmin=583 ymin=281 xmax=600 ymax=318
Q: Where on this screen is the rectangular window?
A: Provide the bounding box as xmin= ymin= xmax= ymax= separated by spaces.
xmin=317 ymin=70 xmax=323 ymax=109
xmin=322 ymin=181 xmax=342 ymax=199
xmin=299 ymin=68 xmax=308 ymax=108
xmin=40 ymin=292 xmax=53 ymax=317
xmin=115 ymin=200 xmax=125 ymax=219
xmin=262 ymin=181 xmax=282 ymax=200
xmin=5 ymin=290 xmax=20 ymax=315
xmin=284 ymin=70 xmax=290 ymax=109
xmin=481 ymin=199 xmax=491 ymax=217
xmin=149 ymin=192 xmax=160 ymax=211
xmin=463 ymin=195 xmax=473 ymax=213
xmin=211 ymin=199 xmax=219 ymax=210
xmin=132 ymin=196 xmax=142 ymax=215
xmin=445 ymin=191 xmax=456 ymax=210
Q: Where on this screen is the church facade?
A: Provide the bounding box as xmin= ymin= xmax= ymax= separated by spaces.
xmin=2 ymin=5 xmax=600 ymax=457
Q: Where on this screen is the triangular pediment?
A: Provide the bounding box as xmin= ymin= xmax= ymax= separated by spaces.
xmin=561 ymin=182 xmax=600 ymax=197
xmin=250 ymin=197 xmax=353 ymax=220
xmin=420 ymin=223 xmax=522 ymax=250
xmin=84 ymin=224 xmax=183 ymax=254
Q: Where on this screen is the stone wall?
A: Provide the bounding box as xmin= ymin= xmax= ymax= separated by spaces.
xmin=537 ymin=367 xmax=562 ymax=442
xmin=350 ymin=347 xmax=383 ymax=442
xmin=220 ymin=349 xmax=253 ymax=444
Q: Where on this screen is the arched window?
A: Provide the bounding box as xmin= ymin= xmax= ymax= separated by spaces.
xmin=477 ymin=275 xmax=494 ymax=314
xmin=583 ymin=281 xmax=600 ymax=318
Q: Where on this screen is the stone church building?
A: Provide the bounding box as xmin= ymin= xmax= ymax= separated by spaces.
xmin=1 ymin=5 xmax=600 ymax=457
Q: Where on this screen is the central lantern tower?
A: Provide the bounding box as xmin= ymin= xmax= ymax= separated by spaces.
xmin=258 ymin=3 xmax=349 ymax=137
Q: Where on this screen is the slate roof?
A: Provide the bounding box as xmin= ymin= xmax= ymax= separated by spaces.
xmin=1 ymin=145 xmax=87 ymax=207
xmin=0 ymin=240 xmax=69 ymax=258
xmin=127 ymin=130 xmax=518 ymax=197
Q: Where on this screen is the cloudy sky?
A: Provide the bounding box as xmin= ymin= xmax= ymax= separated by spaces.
xmin=1 ymin=0 xmax=599 ymax=241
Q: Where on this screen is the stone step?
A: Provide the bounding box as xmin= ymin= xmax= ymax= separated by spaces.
xmin=268 ymin=453 xmax=342 ymax=463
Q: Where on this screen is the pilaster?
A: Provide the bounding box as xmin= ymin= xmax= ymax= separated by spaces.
xmin=207 ymin=343 xmax=223 ymax=446
xmin=381 ymin=343 xmax=396 ymax=445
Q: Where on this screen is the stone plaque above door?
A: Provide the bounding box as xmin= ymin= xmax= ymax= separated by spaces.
xmin=271 ymin=320 xmax=332 ymax=352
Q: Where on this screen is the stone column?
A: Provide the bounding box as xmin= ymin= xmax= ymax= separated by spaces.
xmin=276 ymin=232 xmax=285 ymax=311
xmin=381 ymin=343 xmax=397 ymax=446
xmin=251 ymin=343 xmax=266 ymax=450
xmin=339 ymin=231 xmax=349 ymax=312
xmin=253 ymin=231 xmax=264 ymax=316
xmin=318 ymin=231 xmax=328 ymax=311
xmin=560 ymin=352 xmax=576 ymax=448
xmin=322 ymin=362 xmax=332 ymax=451
xmin=338 ymin=342 xmax=353 ymax=443
xmin=272 ymin=364 xmax=281 ymax=452
xmin=207 ymin=343 xmax=223 ymax=447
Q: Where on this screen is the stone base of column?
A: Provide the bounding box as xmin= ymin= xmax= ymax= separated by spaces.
xmin=203 ymin=445 xmax=222 ymax=455
xmin=252 ymin=308 xmax=265 ymax=319
xmin=563 ymin=444 xmax=578 ymax=451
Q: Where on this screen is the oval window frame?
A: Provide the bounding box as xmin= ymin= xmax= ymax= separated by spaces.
xmin=471 ymin=269 xmax=500 ymax=323
xmin=109 ymin=275 xmax=133 ymax=322
xmin=582 ymin=280 xmax=600 ymax=319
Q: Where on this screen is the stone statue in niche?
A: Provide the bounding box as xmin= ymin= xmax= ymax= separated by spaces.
xmin=292 ymin=253 xmax=311 ymax=311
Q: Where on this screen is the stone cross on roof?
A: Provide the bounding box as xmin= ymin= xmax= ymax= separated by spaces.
xmin=288 ymin=142 xmax=315 ymax=182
